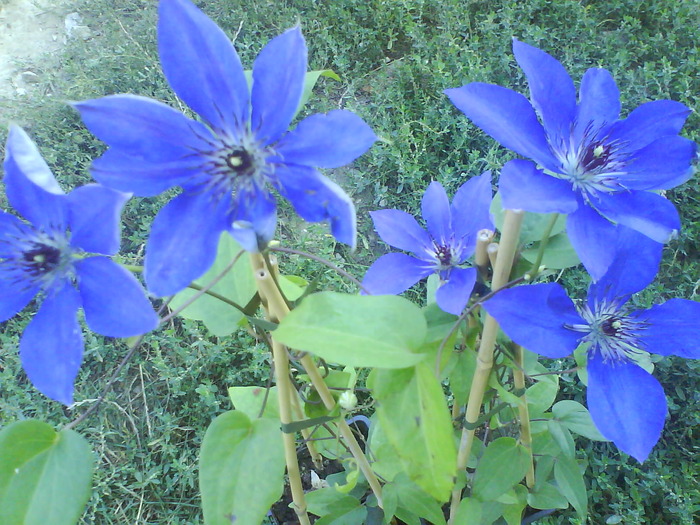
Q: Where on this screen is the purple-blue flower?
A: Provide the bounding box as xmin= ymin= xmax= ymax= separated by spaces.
xmin=482 ymin=228 xmax=700 ymax=462
xmin=446 ymin=39 xmax=697 ymax=279
xmin=73 ymin=0 xmax=376 ymax=297
xmin=362 ymin=172 xmax=493 ymax=315
xmin=1 ymin=126 xmax=158 ymax=405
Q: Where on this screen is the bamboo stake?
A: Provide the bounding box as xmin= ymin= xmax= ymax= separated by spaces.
xmin=448 ymin=209 xmax=524 ymax=523
xmin=513 ymin=344 xmax=535 ymax=488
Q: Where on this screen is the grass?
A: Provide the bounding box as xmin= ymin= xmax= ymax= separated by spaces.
xmin=1 ymin=0 xmax=699 ymax=523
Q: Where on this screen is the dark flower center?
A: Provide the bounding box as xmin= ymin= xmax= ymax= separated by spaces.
xmin=22 ymin=243 xmax=62 ymax=276
xmin=580 ymin=142 xmax=612 ymax=172
xmin=225 ymin=148 xmax=255 ymax=177
xmin=600 ymin=316 xmax=622 ymax=337
xmin=434 ymin=244 xmax=452 ymax=267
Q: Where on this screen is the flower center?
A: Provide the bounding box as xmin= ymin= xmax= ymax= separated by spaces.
xmin=434 ymin=244 xmax=453 ymax=267
xmin=22 ymin=244 xmax=63 ymax=277
xmin=224 ymin=148 xmax=256 ymax=177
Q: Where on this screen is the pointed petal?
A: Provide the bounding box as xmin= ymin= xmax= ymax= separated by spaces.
xmin=500 ymin=159 xmax=578 ymax=213
xmin=634 ymin=299 xmax=700 ymax=359
xmin=445 ymin=83 xmax=559 ymax=172
xmin=593 ymin=191 xmax=680 ymax=244
xmin=275 ymin=110 xmax=376 ymax=168
xmin=435 ymin=267 xmax=477 ymax=315
xmin=4 ymin=126 xmax=67 ymax=230
xmin=574 ymin=68 xmax=620 ymax=143
xmin=621 ymin=136 xmax=697 ymax=191
xmin=482 ymin=283 xmax=584 ymax=358
xmin=450 ymin=171 xmax=494 ymax=246
xmin=73 ymin=95 xmax=209 ymax=162
xmin=608 ymin=100 xmax=692 ymax=151
xmin=67 ymin=184 xmax=130 ymax=255
xmin=251 ymin=27 xmax=306 ymax=144
xmin=566 ymin=204 xmax=617 ymax=281
xmin=587 ymin=356 xmax=666 ymax=462
xmin=19 ymin=285 xmax=83 ymax=405
xmin=361 ymin=253 xmax=433 ymax=296
xmin=158 ymin=0 xmax=249 ymax=131
xmin=230 ymin=183 xmax=278 ymax=252
xmin=588 ymin=227 xmax=662 ymax=304
xmin=368 ymin=209 xmax=432 ymax=256
xmin=91 ymin=150 xmax=198 ymax=196
xmin=421 ymin=181 xmax=452 ymax=246
xmin=77 ymin=257 xmax=158 ymax=337
xmin=145 ymin=191 xmax=230 ymax=296
xmin=512 ymin=39 xmax=576 ymax=146
xmin=277 ymin=165 xmax=355 ymax=248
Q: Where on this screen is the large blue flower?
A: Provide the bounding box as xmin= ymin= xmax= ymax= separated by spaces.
xmin=73 ymin=0 xmax=376 ymax=297
xmin=482 ymin=228 xmax=700 ymax=462
xmin=362 ymin=172 xmax=493 ymax=315
xmin=446 ymin=39 xmax=696 ymax=279
xmin=1 ymin=126 xmax=158 ymax=405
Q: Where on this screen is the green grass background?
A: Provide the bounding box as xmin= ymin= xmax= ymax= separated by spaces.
xmin=1 ymin=0 xmax=698 ymax=523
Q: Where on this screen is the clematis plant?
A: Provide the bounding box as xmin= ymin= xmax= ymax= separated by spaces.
xmin=483 ymin=227 xmax=700 ymax=461
xmin=362 ymin=171 xmax=493 ymax=314
xmin=73 ymin=0 xmax=376 ymax=297
xmin=1 ymin=126 xmax=158 ymax=404
xmin=446 ymin=39 xmax=697 ymax=279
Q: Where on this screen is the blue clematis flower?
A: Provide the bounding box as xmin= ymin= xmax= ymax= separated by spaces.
xmin=73 ymin=0 xmax=376 ymax=297
xmin=362 ymin=172 xmax=493 ymax=315
xmin=446 ymin=39 xmax=696 ymax=279
xmin=482 ymin=228 xmax=700 ymax=462
xmin=1 ymin=126 xmax=158 ymax=405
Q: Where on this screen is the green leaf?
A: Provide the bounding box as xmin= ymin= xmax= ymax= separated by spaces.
xmin=369 ymin=363 xmax=456 ymax=502
xmin=527 ymin=482 xmax=569 ymax=510
xmin=170 ymin=234 xmax=256 ymax=336
xmin=382 ymin=474 xmax=447 ymax=525
xmin=306 ymin=488 xmax=362 ymax=518
xmin=500 ymin=485 xmax=528 ymax=525
xmin=552 ymin=400 xmax=608 ymax=441
xmin=521 ymin=232 xmax=580 ymax=270
xmin=472 ymin=437 xmax=530 ymax=501
xmin=297 ymin=69 xmax=341 ymax=118
xmin=453 ymin=498 xmax=483 ymax=525
xmin=199 ymin=411 xmax=285 ymax=525
xmin=449 ymin=348 xmax=477 ymax=407
xmin=526 ymin=373 xmax=559 ymax=414
xmin=228 ymin=386 xmax=279 ymax=419
xmin=274 ymin=292 xmax=428 ymax=368
xmin=491 ymin=192 xmax=565 ymax=243
xmin=546 ymin=420 xmax=576 ymax=458
xmin=0 ymin=420 xmax=94 ymax=525
xmin=554 ymin=455 xmax=588 ymax=520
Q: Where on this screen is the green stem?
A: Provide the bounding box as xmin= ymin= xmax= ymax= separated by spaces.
xmin=528 ymin=213 xmax=559 ymax=277
xmin=513 ymin=344 xmax=535 ymax=488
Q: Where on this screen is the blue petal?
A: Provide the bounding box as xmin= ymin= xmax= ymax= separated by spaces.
xmin=251 ymin=27 xmax=306 ymax=145
xmin=145 ymin=191 xmax=230 ymax=296
xmin=421 ymin=182 xmax=452 ymax=246
xmin=512 ymin=39 xmax=576 ymax=147
xmin=19 ymin=284 xmax=83 ymax=405
xmin=0 ymin=210 xmax=27 ymax=257
xmin=500 ymin=159 xmax=578 ymax=214
xmin=633 ymin=299 xmax=700 ymax=359
xmin=275 ymin=110 xmax=377 ymax=168
xmin=67 ymin=184 xmax=130 ymax=255
xmin=566 ymin=203 xmax=617 ymax=281
xmin=620 ymin=136 xmax=697 ymax=191
xmin=482 ymin=283 xmax=584 ymax=358
xmin=361 ymin=253 xmax=433 ymax=296
xmin=91 ymin=150 xmax=198 ymax=197
xmin=276 ymin=165 xmax=355 ymax=248
xmin=445 ymin=84 xmax=559 ymax=172
xmin=368 ymin=209 xmax=432 ymax=256
xmin=4 ymin=126 xmax=67 ymax=230
xmin=158 ymin=0 xmax=249 ymax=132
xmin=0 ymin=273 xmax=37 ymax=322
xmin=77 ymin=257 xmax=159 ymax=337
xmin=73 ymin=95 xmax=209 ymax=162
xmin=435 ymin=267 xmax=477 ymax=315
xmin=588 ymin=227 xmax=662 ymax=305
xmin=573 ymin=68 xmax=620 ymax=144
xmin=608 ymin=100 xmax=692 ymax=151
xmin=450 ymin=171 xmax=494 ymax=251
xmin=587 ymin=356 xmax=666 ymax=462
xmin=230 ymin=183 xmax=278 ymax=252
xmin=593 ymin=191 xmax=680 ymax=244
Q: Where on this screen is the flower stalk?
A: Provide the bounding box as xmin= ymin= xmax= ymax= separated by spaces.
xmin=513 ymin=343 xmax=535 ymax=488
xmin=449 ymin=209 xmax=524 ymax=523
